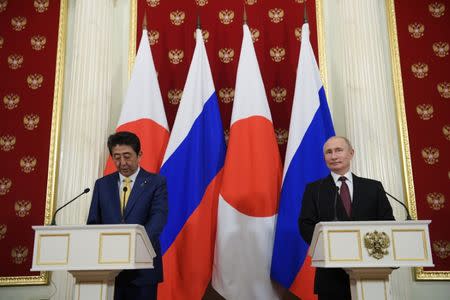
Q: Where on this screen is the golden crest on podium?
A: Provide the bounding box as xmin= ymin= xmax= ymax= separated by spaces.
xmin=364 ymin=231 xmax=390 ymax=260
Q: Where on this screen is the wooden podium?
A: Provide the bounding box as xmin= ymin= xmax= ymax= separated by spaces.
xmin=309 ymin=221 xmax=433 ymax=300
xmin=31 ymin=224 xmax=156 ymax=300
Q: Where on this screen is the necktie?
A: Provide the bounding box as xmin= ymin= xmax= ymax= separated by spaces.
xmin=339 ymin=176 xmax=352 ymax=217
xmin=120 ymin=177 xmax=131 ymax=215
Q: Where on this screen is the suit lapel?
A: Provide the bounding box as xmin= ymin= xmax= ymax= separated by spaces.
xmin=109 ymin=172 xmax=121 ymax=217
xmin=326 ymin=173 xmax=351 ymax=220
xmin=351 ymin=173 xmax=360 ymax=218
xmin=123 ymin=169 xmax=150 ymax=218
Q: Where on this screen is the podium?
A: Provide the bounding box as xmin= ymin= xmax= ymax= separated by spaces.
xmin=31 ymin=224 xmax=156 ymax=300
xmin=309 ymin=221 xmax=433 ymax=300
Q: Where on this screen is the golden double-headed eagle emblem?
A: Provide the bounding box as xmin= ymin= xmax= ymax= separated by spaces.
xmin=219 ymin=88 xmax=234 ymax=104
xmin=3 ymin=93 xmax=20 ymax=110
xmin=0 ymin=135 xmax=16 ymax=151
xmin=0 ymin=178 xmax=12 ymax=195
xmin=268 ymin=8 xmax=284 ymax=23
xmin=11 ymin=16 xmax=27 ymax=31
xmin=34 ymin=0 xmax=49 ymax=13
xmin=7 ymin=54 xmax=23 ymax=70
xmin=421 ymin=147 xmax=439 ymax=165
xmin=364 ymin=231 xmax=390 ymax=260
xmin=27 ymin=73 xmax=44 ymax=89
xmin=426 ymin=192 xmax=445 ymax=210
xmin=271 ymin=87 xmax=287 ymax=103
xmin=11 ymin=246 xmax=29 ymax=264
xmin=15 ymin=200 xmax=32 ymax=217
xmin=20 ymin=156 xmax=37 ymax=173
xmin=428 ymin=2 xmax=445 ymax=18
xmin=437 ymin=82 xmax=450 ymax=98
xmin=416 ymin=104 xmax=434 ymax=120
xmin=168 ymin=89 xmax=183 ymax=105
xmin=433 ymin=240 xmax=450 ymax=259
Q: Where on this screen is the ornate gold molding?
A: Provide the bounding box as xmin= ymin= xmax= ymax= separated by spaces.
xmin=129 ymin=0 xmax=138 ymax=79
xmin=316 ymin=0 xmax=328 ymax=92
xmin=385 ymin=0 xmax=449 ymax=281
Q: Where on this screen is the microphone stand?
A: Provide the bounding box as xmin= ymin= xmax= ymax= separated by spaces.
xmin=51 ymin=188 xmax=90 ymax=225
xmin=384 ymin=190 xmax=412 ymax=220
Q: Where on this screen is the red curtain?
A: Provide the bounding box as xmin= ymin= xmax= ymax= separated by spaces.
xmin=395 ymin=0 xmax=450 ymax=276
xmin=137 ymin=0 xmax=319 ymax=161
xmin=0 ymin=0 xmax=60 ymax=282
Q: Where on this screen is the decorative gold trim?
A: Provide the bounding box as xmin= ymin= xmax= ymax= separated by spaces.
xmin=316 ymin=0 xmax=328 ymax=92
xmin=0 ymin=0 xmax=67 ymax=287
xmin=129 ymin=0 xmax=138 ymax=79
xmin=36 ymin=234 xmax=70 ymax=265
xmin=327 ymin=230 xmax=362 ymax=262
xmin=391 ymin=229 xmax=428 ymax=261
xmin=385 ymin=0 xmax=418 ymax=220
xmin=98 ymin=233 xmax=131 ymax=264
xmin=385 ymin=0 xmax=449 ymax=280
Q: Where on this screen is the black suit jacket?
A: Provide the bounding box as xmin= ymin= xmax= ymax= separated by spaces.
xmin=87 ymin=168 xmax=168 ymax=286
xmin=298 ymin=173 xmax=394 ymax=295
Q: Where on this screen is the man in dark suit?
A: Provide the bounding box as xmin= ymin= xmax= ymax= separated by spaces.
xmin=299 ymin=136 xmax=394 ymax=300
xmin=87 ymin=131 xmax=168 ymax=300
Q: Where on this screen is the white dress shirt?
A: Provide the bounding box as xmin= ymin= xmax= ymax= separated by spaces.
xmin=331 ymin=171 xmax=354 ymax=202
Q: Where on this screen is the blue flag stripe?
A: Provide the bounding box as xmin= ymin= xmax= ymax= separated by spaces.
xmin=160 ymin=93 xmax=226 ymax=254
xmin=271 ymin=87 xmax=335 ymax=286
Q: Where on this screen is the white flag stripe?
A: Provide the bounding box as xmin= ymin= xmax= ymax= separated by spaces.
xmin=213 ymin=195 xmax=279 ymax=300
xmin=283 ymin=23 xmax=323 ymax=179
xmin=117 ymin=29 xmax=168 ymax=130
xmin=162 ymin=29 xmax=215 ymax=163
xmin=230 ymin=25 xmax=272 ymax=125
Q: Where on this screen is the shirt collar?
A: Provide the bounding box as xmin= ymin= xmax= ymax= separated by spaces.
xmin=331 ymin=171 xmax=353 ymax=184
xmin=119 ymin=166 xmax=140 ymax=183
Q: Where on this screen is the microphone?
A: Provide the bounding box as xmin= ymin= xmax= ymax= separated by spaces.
xmin=383 ymin=190 xmax=412 ymax=220
xmin=51 ymin=188 xmax=90 ymax=225
xmin=333 ymin=186 xmax=340 ymax=221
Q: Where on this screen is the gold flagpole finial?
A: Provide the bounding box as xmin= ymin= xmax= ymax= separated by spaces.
xmin=303 ymin=3 xmax=308 ymax=24
xmin=243 ymin=4 xmax=247 ymax=25
xmin=143 ymin=11 xmax=148 ymax=29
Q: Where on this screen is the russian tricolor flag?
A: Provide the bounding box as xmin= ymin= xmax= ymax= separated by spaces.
xmin=158 ymin=27 xmax=226 ymax=299
xmin=104 ymin=28 xmax=169 ymax=175
xmin=270 ymin=22 xmax=335 ymax=299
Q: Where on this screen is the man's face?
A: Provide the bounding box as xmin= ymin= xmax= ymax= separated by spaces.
xmin=323 ymin=137 xmax=354 ymax=175
xmin=111 ymin=144 xmax=141 ymax=177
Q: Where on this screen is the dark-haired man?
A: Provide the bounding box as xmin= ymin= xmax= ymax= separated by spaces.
xmin=87 ymin=131 xmax=168 ymax=300
xmin=299 ymin=136 xmax=394 ymax=300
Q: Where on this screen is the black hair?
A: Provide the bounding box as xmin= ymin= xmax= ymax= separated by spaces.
xmin=107 ymin=131 xmax=141 ymax=155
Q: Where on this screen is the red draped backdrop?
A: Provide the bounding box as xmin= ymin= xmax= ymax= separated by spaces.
xmin=136 ymin=0 xmax=319 ymax=161
xmin=394 ymin=0 xmax=449 ymax=279
xmin=0 ymin=0 xmax=61 ymax=284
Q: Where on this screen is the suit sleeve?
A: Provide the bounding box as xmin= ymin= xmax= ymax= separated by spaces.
xmin=144 ymin=176 xmax=168 ymax=245
xmin=299 ymin=183 xmax=318 ymax=245
xmin=86 ymin=180 xmax=101 ymax=224
xmin=377 ymin=182 xmax=395 ymax=221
